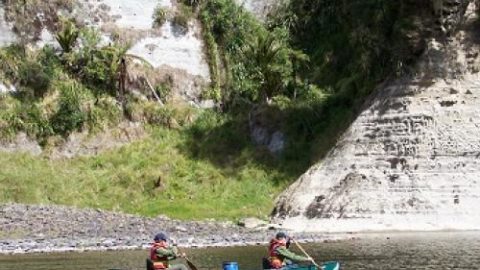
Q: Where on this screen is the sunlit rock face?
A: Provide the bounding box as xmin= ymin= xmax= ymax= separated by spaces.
xmin=273 ymin=2 xmax=480 ymax=232
xmin=0 ymin=3 xmax=15 ymax=46
xmin=235 ymin=0 xmax=279 ymax=20
xmin=0 ymin=0 xmax=210 ymax=103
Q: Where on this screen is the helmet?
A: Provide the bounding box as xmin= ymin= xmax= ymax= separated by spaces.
xmin=275 ymin=232 xmax=288 ymax=239
xmin=154 ymin=232 xmax=168 ymax=241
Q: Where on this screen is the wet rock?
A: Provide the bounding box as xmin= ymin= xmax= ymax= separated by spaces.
xmin=238 ymin=217 xmax=268 ymax=229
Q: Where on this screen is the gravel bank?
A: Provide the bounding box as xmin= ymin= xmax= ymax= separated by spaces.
xmin=0 ymin=204 xmax=349 ymax=254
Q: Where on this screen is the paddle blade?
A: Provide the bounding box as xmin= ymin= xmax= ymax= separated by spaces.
xmin=322 ymin=261 xmax=340 ymax=270
xmin=186 ymin=258 xmax=199 ymax=270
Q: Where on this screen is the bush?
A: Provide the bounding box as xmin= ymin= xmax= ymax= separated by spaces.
xmin=0 ymin=45 xmax=24 ymax=80
xmin=200 ymin=0 xmax=302 ymax=105
xmin=56 ymin=19 xmax=79 ymax=53
xmin=18 ymin=61 xmax=51 ymax=98
xmin=182 ymin=0 xmax=202 ymax=7
xmin=86 ymin=95 xmax=122 ymax=131
xmin=153 ymin=6 xmax=169 ymax=28
xmin=172 ymin=3 xmax=193 ymax=33
xmin=154 ymin=81 xmax=172 ymax=103
xmin=50 ymin=82 xmax=87 ymax=136
xmin=143 ymin=102 xmax=175 ymax=127
xmin=3 ymin=102 xmax=54 ymax=142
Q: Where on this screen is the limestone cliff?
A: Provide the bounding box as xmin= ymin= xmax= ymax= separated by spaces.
xmin=235 ymin=0 xmax=279 ymax=20
xmin=273 ymin=1 xmax=480 ymax=232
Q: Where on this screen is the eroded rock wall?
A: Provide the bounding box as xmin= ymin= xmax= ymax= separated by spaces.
xmin=273 ymin=1 xmax=480 ymax=232
xmin=0 ymin=2 xmax=15 ymax=46
xmin=235 ymin=0 xmax=279 ymax=20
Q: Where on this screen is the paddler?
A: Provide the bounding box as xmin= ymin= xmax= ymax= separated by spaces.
xmin=266 ymin=232 xmax=313 ymax=269
xmin=148 ymin=232 xmax=188 ymax=270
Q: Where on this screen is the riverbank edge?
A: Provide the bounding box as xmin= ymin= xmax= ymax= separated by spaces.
xmin=0 ymin=203 xmax=355 ymax=255
xmin=0 ymin=235 xmax=354 ymax=255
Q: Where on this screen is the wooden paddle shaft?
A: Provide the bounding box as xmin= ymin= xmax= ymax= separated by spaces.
xmin=293 ymin=240 xmax=321 ymax=269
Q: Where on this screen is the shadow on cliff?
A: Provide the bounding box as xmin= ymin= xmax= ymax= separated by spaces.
xmin=179 ymin=94 xmax=358 ymax=185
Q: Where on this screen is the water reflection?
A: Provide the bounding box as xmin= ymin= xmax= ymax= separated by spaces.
xmin=0 ymin=232 xmax=479 ymax=270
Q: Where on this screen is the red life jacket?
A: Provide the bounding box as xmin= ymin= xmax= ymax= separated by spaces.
xmin=268 ymin=239 xmax=286 ymax=269
xmin=150 ymin=242 xmax=170 ymax=270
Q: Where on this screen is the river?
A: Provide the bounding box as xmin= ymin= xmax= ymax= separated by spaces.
xmin=0 ymin=232 xmax=479 ymax=270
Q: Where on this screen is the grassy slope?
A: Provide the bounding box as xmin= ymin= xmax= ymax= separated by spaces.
xmin=0 ymin=111 xmax=295 ymax=220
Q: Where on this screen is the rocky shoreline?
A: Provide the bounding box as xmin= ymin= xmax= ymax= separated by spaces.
xmin=0 ymin=204 xmax=350 ymax=255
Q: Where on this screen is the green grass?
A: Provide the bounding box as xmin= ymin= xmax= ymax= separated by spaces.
xmin=0 ymin=117 xmax=291 ymax=220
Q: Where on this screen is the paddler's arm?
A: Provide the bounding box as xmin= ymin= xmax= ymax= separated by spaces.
xmin=155 ymin=246 xmax=180 ymax=260
xmin=276 ymin=246 xmax=311 ymax=262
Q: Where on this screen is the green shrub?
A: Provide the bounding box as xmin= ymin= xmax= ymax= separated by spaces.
xmin=56 ymin=18 xmax=79 ymax=53
xmin=173 ymin=3 xmax=193 ymax=33
xmin=18 ymin=61 xmax=51 ymax=98
xmin=154 ymin=81 xmax=172 ymax=103
xmin=37 ymin=45 xmax=61 ymax=78
xmin=0 ymin=82 xmax=56 ymax=142
xmin=143 ymin=102 xmax=175 ymax=127
xmin=200 ymin=0 xmax=301 ymax=104
xmin=0 ymin=45 xmax=24 ymax=80
xmin=182 ymin=0 xmax=203 ymax=7
xmin=0 ymin=96 xmax=21 ymax=139
xmin=153 ymin=6 xmax=169 ymax=28
xmin=0 ymin=45 xmax=60 ymax=100
xmin=86 ymin=95 xmax=122 ymax=132
xmin=50 ymin=82 xmax=87 ymax=136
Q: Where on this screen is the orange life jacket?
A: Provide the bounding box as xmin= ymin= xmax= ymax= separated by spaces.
xmin=150 ymin=242 xmax=170 ymax=270
xmin=268 ymin=239 xmax=286 ymax=269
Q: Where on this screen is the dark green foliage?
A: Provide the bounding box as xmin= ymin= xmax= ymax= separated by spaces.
xmin=18 ymin=61 xmax=51 ymax=98
xmin=153 ymin=6 xmax=168 ymax=28
xmin=201 ymin=0 xmax=255 ymax=51
xmin=270 ymin=0 xmax=433 ymax=97
xmin=59 ymin=28 xmax=127 ymax=96
xmin=173 ymin=3 xmax=193 ymax=33
xmin=242 ymin=28 xmax=306 ymax=102
xmin=56 ymin=19 xmax=79 ymax=53
xmin=5 ymin=46 xmax=61 ymax=99
xmin=155 ymin=82 xmax=172 ymax=104
xmin=13 ymin=103 xmax=53 ymax=140
xmin=200 ymin=0 xmax=301 ymax=104
xmin=51 ymin=82 xmax=87 ymax=136
xmin=81 ymin=44 xmax=130 ymax=96
xmin=37 ymin=45 xmax=61 ymax=77
xmin=0 ymin=26 xmax=140 ymax=141
xmin=0 ymin=45 xmax=23 ymax=79
xmin=182 ymin=0 xmax=203 ymax=7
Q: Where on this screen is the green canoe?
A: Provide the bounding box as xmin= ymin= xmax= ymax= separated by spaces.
xmin=320 ymin=262 xmax=340 ymax=270
xmin=262 ymin=263 xmax=340 ymax=270
xmin=283 ymin=263 xmax=340 ymax=270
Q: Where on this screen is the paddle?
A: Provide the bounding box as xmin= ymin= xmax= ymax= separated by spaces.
xmin=177 ymin=246 xmax=199 ymax=270
xmin=184 ymin=256 xmax=199 ymax=270
xmin=292 ymin=239 xmax=322 ymax=269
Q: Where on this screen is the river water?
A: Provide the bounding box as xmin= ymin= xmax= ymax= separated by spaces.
xmin=0 ymin=232 xmax=479 ymax=270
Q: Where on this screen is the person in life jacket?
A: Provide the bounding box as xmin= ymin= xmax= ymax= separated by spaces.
xmin=148 ymin=232 xmax=188 ymax=270
xmin=266 ymin=232 xmax=312 ymax=269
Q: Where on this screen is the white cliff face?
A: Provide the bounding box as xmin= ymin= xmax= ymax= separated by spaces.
xmin=0 ymin=3 xmax=16 ymax=46
xmin=78 ymin=0 xmax=210 ymax=100
xmin=273 ymin=2 xmax=480 ymax=232
xmin=83 ymin=0 xmax=173 ymax=30
xmin=235 ymin=0 xmax=279 ymax=20
xmin=129 ymin=22 xmax=210 ymax=78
